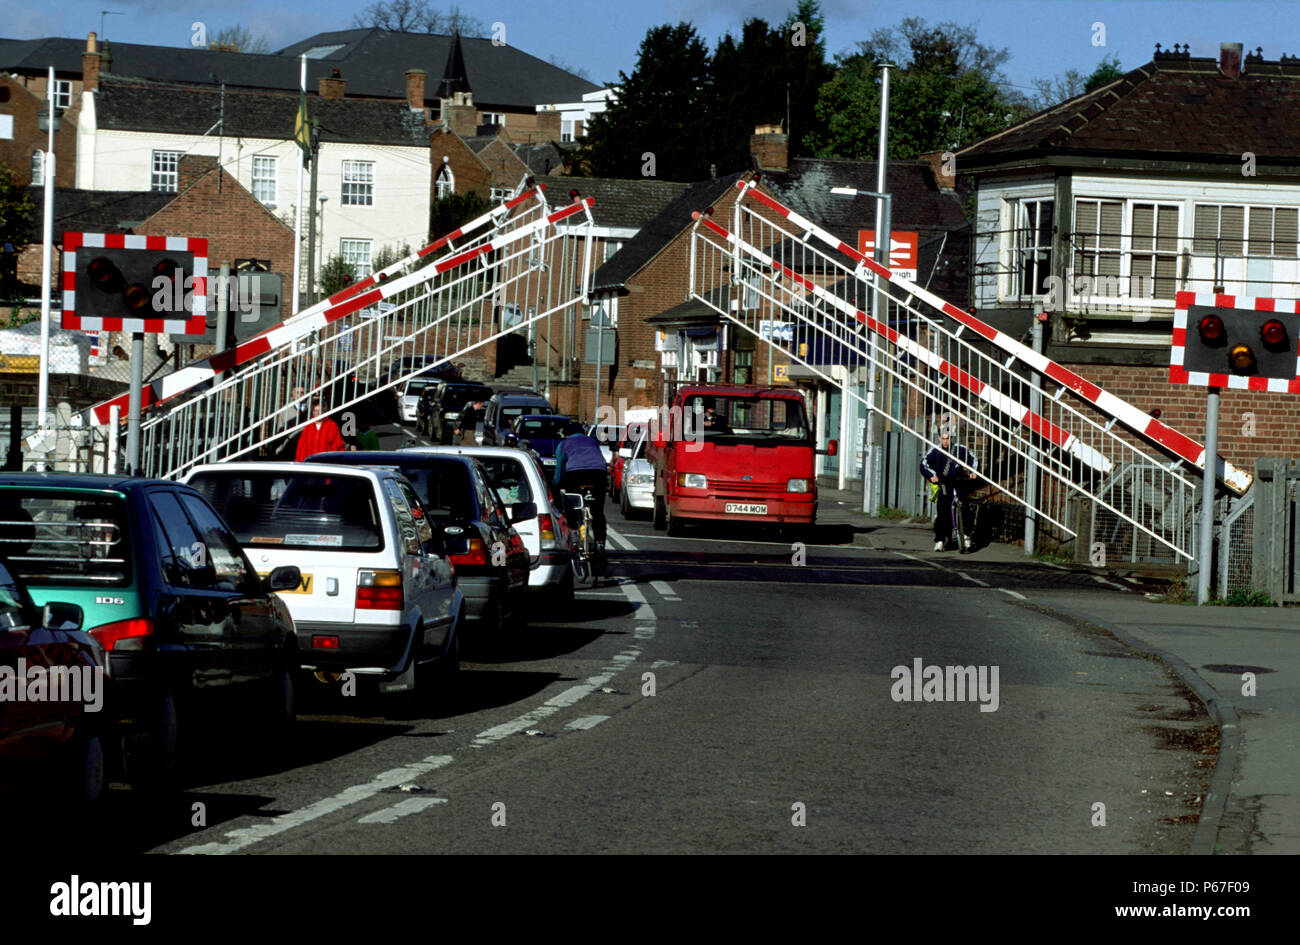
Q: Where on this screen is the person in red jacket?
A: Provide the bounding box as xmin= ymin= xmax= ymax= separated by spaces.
xmin=295 ymin=399 xmax=349 ymax=460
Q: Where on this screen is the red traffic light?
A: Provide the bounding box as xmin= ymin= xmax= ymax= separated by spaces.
xmin=1260 ymin=319 xmax=1288 ymax=349
xmin=87 ymin=257 xmax=124 ymax=293
xmin=1197 ymin=314 xmax=1225 ymax=343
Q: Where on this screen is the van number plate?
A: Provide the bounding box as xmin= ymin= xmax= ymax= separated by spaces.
xmin=724 ymin=503 xmax=767 ymax=515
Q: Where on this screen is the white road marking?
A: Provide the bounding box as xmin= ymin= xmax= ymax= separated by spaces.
xmin=955 ymin=570 xmax=990 ymax=587
xmin=619 ymin=580 xmax=658 ymax=622
xmin=357 ymin=796 xmax=447 ymax=824
xmin=894 ymin=551 xmax=946 ymax=570
xmin=565 ymin=715 xmax=610 ymax=731
xmin=1092 ymin=574 xmax=1131 ymax=592
xmin=605 ymin=525 xmax=636 ymax=551
xmin=179 ymin=755 xmax=455 ymax=854
xmin=1040 ymin=562 xmax=1069 ymax=570
xmin=651 ymin=660 xmax=679 ymax=669
xmin=649 ymin=580 xmax=679 ymax=601
xmin=998 ymin=588 xmax=1028 ymax=600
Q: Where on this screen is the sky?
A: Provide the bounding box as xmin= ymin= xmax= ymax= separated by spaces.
xmin=8 ymin=0 xmax=1300 ymax=96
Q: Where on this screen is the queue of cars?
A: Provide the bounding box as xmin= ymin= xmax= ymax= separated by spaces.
xmin=0 ymin=383 xmax=649 ymax=804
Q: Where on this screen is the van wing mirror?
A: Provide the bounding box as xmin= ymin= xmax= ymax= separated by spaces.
xmin=817 ymin=439 xmax=839 ymax=457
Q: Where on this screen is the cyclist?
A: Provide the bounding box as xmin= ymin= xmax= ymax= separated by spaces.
xmin=921 ymin=431 xmax=978 ymax=551
xmin=553 ymin=421 xmax=608 ymax=553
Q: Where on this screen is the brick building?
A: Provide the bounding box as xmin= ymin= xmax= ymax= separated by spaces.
xmin=959 ymin=41 xmax=1300 ymax=472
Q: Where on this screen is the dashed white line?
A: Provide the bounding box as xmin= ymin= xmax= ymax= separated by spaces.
xmin=650 ymin=580 xmax=679 ymax=601
xmin=605 ymin=525 xmax=636 ymax=551
xmin=894 ymin=551 xmax=946 ymax=570
xmin=998 ymin=588 xmax=1028 ymax=600
xmin=357 ymin=796 xmax=447 ymax=824
xmin=180 ymin=755 xmax=455 ymax=854
xmin=955 ymin=570 xmax=990 ymax=587
xmin=565 ymin=715 xmax=610 ymax=731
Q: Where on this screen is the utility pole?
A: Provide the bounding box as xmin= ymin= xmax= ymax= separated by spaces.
xmin=866 ymin=61 xmax=893 ymax=517
xmin=305 ymin=119 xmax=320 ymax=305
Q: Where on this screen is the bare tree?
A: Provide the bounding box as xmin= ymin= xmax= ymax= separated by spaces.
xmin=546 ymin=55 xmax=591 ymax=81
xmin=353 ymin=0 xmax=487 ymax=36
xmin=209 ymin=24 xmax=271 ymax=54
xmin=1029 ymin=70 xmax=1085 ymax=112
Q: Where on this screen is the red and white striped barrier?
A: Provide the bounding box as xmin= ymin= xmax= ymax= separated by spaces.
xmin=695 ymin=212 xmax=1112 ymax=474
xmin=1171 ymin=291 xmax=1300 ymax=393
xmin=736 ymin=178 xmax=1253 ymax=494
xmin=88 ymin=188 xmax=589 ymax=426
xmin=62 ymin=232 xmax=208 ymax=335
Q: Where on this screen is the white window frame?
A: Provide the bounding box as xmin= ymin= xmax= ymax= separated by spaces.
xmin=341 ymin=160 xmax=374 ymax=206
xmin=561 ymin=120 xmax=574 ymax=143
xmin=1002 ymin=197 xmax=1054 ymax=301
xmin=435 ymin=164 xmax=455 ymax=199
xmin=151 ymin=150 xmax=180 ymax=192
xmin=340 ymin=239 xmax=373 ymax=279
xmin=489 ymin=186 xmax=510 ymax=206
xmin=1072 ymin=198 xmax=1181 ymax=306
xmin=482 ymin=112 xmax=505 ymax=127
xmin=53 ymin=79 xmax=72 ymax=111
xmin=251 ymin=155 xmax=277 ymax=207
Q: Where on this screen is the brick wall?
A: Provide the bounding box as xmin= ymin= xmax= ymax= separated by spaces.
xmin=476 ymin=136 xmax=531 ymax=190
xmin=0 ymin=73 xmax=78 ymax=187
xmin=431 ymin=129 xmax=489 ymax=198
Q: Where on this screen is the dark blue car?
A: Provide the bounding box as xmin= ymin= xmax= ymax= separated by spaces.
xmin=506 ymin=414 xmax=575 ymax=472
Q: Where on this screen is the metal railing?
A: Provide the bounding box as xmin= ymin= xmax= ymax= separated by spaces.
xmin=690 ymin=186 xmax=1208 ymax=559
xmin=974 ymin=227 xmax=1300 ymax=310
xmin=89 ymin=180 xmax=595 ymax=480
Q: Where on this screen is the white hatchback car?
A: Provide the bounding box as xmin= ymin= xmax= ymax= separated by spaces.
xmin=402 ymin=445 xmax=578 ymax=605
xmin=619 ymin=427 xmax=655 ymax=517
xmin=184 ymin=462 xmax=464 ymax=714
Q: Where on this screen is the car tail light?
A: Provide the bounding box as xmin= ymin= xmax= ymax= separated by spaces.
xmin=538 ymin=513 xmax=557 ymax=550
xmin=89 ymin=617 xmax=154 ymax=651
xmin=449 ymin=537 xmax=488 ymax=567
xmin=356 ymin=569 xmax=404 ymax=610
xmin=312 ymin=635 xmax=340 ymax=650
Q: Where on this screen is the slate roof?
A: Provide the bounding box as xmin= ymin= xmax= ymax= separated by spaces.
xmin=0 ymin=30 xmax=599 ymax=108
xmin=540 ymin=177 xmax=689 ymax=231
xmin=514 ymin=141 xmax=571 ymax=176
xmin=278 ymin=29 xmax=601 ymax=108
xmin=591 ymin=173 xmax=747 ymax=293
xmin=591 ymin=161 xmax=969 ymax=295
xmin=96 ymin=75 xmax=430 ymax=147
xmin=22 ymin=188 xmax=174 ymax=241
xmin=960 ymin=50 xmax=1300 ymax=165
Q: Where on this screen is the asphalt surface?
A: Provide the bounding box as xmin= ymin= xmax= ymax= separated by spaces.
xmin=5 ymin=411 xmax=1219 ymax=855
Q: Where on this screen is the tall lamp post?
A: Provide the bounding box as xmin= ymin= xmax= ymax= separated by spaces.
xmin=35 ymin=65 xmax=61 ymax=471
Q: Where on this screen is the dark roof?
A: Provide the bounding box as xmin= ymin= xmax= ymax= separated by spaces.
xmin=0 ymin=30 xmax=599 ymax=108
xmin=278 ymin=29 xmax=600 ymax=108
xmin=960 ymin=50 xmax=1300 ymax=165
xmin=23 ymin=187 xmax=175 ymax=242
xmin=513 ymin=141 xmax=569 ymax=176
xmin=464 ymin=135 xmax=499 ymax=154
xmin=541 ymin=177 xmax=689 ymax=231
xmin=436 ymin=33 xmax=470 ymax=99
xmin=96 ymin=75 xmax=429 ymax=146
xmin=760 ymin=159 xmax=971 ymax=241
xmin=591 ymin=173 xmax=747 ymax=293
xmin=645 ymin=288 xmax=726 ymax=327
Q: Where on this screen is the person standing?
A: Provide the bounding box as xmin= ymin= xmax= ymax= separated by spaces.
xmin=920 ymin=431 xmax=978 ymax=551
xmin=295 ymin=399 xmax=348 ymax=460
xmin=456 ymin=400 xmax=484 ymax=446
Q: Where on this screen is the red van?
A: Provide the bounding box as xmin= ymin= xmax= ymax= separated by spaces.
xmin=648 ymin=385 xmax=834 ymax=535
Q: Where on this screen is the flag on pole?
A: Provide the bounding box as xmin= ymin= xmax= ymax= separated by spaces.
xmin=294 ymin=88 xmax=311 ymax=166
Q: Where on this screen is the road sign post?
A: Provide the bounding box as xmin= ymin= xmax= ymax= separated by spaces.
xmin=1197 ymin=388 xmax=1220 ymax=604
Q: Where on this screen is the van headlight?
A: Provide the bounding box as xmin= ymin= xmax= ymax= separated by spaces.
xmin=677 ymin=473 xmax=707 ymax=489
xmin=786 ymin=478 xmax=810 ymax=493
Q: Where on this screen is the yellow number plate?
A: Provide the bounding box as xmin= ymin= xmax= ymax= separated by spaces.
xmin=260 ymin=572 xmax=313 ymax=594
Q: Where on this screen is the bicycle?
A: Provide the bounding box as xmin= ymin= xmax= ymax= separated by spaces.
xmin=566 ymin=483 xmax=605 ymax=586
xmin=944 ymin=480 xmax=977 ymax=554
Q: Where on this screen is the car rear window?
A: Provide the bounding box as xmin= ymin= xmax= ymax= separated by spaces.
xmin=0 ymin=490 xmax=131 ymax=587
xmin=516 ymin=417 xmax=569 ymax=438
xmin=390 ymin=462 xmax=477 ymax=521
xmin=188 ymin=472 xmax=384 ymax=552
xmin=441 ymin=386 xmax=489 ymax=409
xmin=473 ymin=457 xmax=533 ymax=505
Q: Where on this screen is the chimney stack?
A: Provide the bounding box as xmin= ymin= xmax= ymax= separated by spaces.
xmin=319 ymin=68 xmax=346 ymax=99
xmin=750 ymin=123 xmax=788 ymax=172
xmin=82 ymin=32 xmax=101 ymax=92
xmin=1220 ymin=42 xmax=1244 ymax=78
xmin=920 ymin=151 xmax=957 ymax=191
xmin=405 ymin=68 xmax=426 ymax=111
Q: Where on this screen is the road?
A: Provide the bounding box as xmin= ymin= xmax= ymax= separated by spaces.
xmin=27 ymin=414 xmax=1214 ymax=854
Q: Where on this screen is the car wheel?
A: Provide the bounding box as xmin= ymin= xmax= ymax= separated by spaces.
xmin=264 ymin=662 xmax=297 ymax=748
xmin=620 ymin=488 xmax=632 ymax=519
xmin=666 ymin=504 xmax=685 ymax=537
xmin=431 ymin=628 xmax=461 ymax=715
xmin=123 ymin=692 xmax=181 ymax=795
xmin=652 ymin=495 xmax=667 ymax=531
xmin=61 ymin=731 xmax=106 ymax=805
xmin=552 ymin=565 xmax=575 ymax=610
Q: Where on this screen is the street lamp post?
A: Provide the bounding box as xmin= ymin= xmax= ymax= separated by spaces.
xmin=36 ymin=65 xmax=61 ymax=471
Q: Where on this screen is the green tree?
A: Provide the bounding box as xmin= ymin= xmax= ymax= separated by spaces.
xmin=318 ymin=254 xmax=355 ymax=296
xmin=576 ymin=23 xmax=716 ymax=181
xmin=779 ymin=0 xmax=833 ymax=158
xmin=806 ymin=17 xmax=1029 ymax=159
xmin=1084 ymin=55 xmax=1124 ymax=92
xmin=0 ymin=163 xmax=36 ymax=301
xmin=429 ymin=191 xmax=491 ymax=244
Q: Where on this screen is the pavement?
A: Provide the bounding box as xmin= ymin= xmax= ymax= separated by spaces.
xmin=817 ymin=484 xmax=1299 ymax=855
